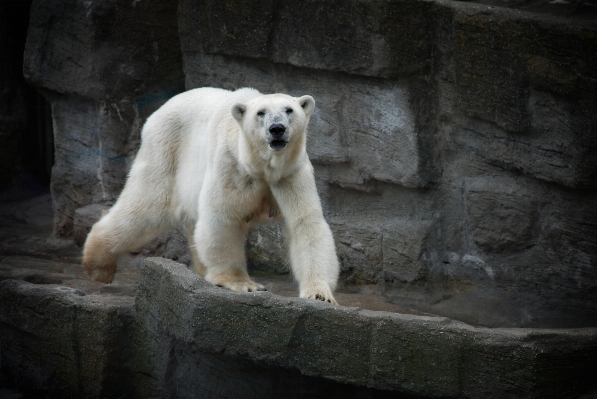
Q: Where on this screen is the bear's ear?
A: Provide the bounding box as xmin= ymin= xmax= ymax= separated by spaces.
xmin=298 ymin=95 xmax=315 ymax=116
xmin=231 ymin=103 xmax=247 ymax=122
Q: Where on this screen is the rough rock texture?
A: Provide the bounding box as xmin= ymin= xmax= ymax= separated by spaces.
xmin=73 ymin=203 xmax=109 ymax=247
xmin=23 ymin=0 xmax=185 ymax=237
xmin=0 ymin=192 xmax=135 ymax=398
xmin=0 ymin=279 xmax=135 ymax=399
xmin=22 ymin=0 xmax=597 ymax=328
xmin=134 ymin=258 xmax=597 ymax=399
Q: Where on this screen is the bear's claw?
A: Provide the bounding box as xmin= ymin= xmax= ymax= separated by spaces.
xmin=315 ymin=294 xmax=332 ymax=303
xmin=302 ymin=287 xmax=338 ymax=305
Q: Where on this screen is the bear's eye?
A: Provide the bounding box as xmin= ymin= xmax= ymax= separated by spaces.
xmin=257 ymin=110 xmax=265 ymax=117
xmin=285 ymin=108 xmax=293 ymax=114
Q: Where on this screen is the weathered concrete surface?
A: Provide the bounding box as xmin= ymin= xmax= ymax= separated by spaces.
xmin=23 ymin=0 xmax=185 ymax=237
xmin=0 ymin=192 xmax=139 ymax=398
xmin=0 ymin=279 xmax=135 ymax=399
xmin=135 ymin=258 xmax=597 ymax=399
xmin=0 ymin=191 xmax=136 ymax=398
xmin=22 ymin=0 xmax=192 ymax=273
xmin=179 ymin=0 xmax=434 ymax=78
xmin=1 ymin=254 xmax=596 ymax=399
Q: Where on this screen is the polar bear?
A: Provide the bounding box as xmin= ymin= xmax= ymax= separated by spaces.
xmin=83 ymin=87 xmax=339 ymax=304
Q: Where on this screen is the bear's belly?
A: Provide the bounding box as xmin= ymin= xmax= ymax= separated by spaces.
xmin=244 ymin=197 xmax=280 ymax=225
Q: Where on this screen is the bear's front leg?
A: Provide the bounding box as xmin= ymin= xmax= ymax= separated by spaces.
xmin=285 ymin=217 xmax=339 ymax=305
xmin=194 ymin=218 xmax=266 ymax=293
xmin=270 ymin=164 xmax=340 ymax=305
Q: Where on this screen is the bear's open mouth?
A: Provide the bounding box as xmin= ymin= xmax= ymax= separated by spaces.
xmin=269 ymin=140 xmax=288 ymax=151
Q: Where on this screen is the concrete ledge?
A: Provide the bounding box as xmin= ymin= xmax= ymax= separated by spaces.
xmin=136 ymin=258 xmax=597 ymax=399
xmin=2 ymin=255 xmax=597 ymax=398
xmin=0 ymin=279 xmax=135 ymax=398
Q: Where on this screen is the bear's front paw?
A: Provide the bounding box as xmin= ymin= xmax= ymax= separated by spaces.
xmin=301 ymin=286 xmax=338 ymax=305
xmin=216 ymin=280 xmax=267 ymax=293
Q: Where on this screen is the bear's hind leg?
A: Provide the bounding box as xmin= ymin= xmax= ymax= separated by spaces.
xmin=83 ymin=227 xmax=119 ymax=284
xmin=83 ymin=205 xmax=169 ymax=283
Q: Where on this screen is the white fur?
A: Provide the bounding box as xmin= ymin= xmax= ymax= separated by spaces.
xmin=83 ymin=87 xmax=339 ymax=304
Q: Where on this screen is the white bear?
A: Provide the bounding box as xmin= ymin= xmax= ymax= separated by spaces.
xmin=83 ymin=87 xmax=339 ymax=304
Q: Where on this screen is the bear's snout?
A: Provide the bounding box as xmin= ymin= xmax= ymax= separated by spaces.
xmin=269 ymin=123 xmax=286 ymax=136
xmin=267 ymin=123 xmax=288 ymax=151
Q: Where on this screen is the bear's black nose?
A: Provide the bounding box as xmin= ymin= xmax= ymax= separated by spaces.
xmin=269 ymin=123 xmax=286 ymax=136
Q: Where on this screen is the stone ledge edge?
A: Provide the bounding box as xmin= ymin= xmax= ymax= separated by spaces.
xmin=137 ymin=257 xmax=597 ymax=398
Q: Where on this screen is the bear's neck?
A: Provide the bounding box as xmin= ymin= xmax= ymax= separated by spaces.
xmin=237 ymin=135 xmax=306 ymax=184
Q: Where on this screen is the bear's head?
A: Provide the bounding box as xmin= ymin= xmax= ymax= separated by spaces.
xmin=232 ymin=94 xmax=315 ymax=152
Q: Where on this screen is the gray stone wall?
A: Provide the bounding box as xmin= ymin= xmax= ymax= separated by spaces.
xmin=23 ymin=0 xmax=185 ymax=236
xmin=23 ymin=0 xmax=597 ymax=327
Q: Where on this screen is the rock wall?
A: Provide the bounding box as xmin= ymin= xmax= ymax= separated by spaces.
xmin=23 ymin=0 xmax=185 ymax=236
xmin=23 ymin=0 xmax=597 ymax=327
